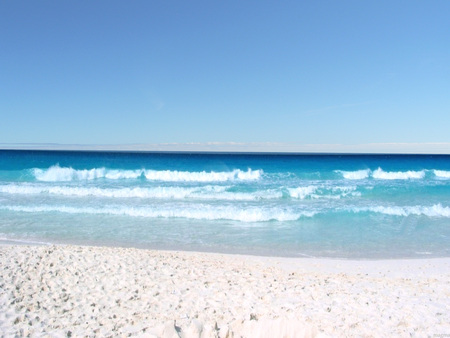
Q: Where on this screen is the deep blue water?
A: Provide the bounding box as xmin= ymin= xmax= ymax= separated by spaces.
xmin=1 ymin=150 xmax=450 ymax=258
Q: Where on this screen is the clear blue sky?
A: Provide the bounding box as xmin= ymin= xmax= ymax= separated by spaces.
xmin=1 ymin=1 xmax=449 ymax=146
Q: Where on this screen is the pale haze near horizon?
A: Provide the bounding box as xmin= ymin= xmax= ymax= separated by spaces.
xmin=1 ymin=1 xmax=449 ymax=150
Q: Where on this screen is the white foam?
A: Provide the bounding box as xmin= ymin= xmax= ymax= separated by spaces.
xmin=338 ymin=168 xmax=436 ymax=180
xmin=0 ymin=184 xmax=206 ymax=199
xmin=1 ymin=204 xmax=312 ymax=222
xmin=433 ymin=170 xmax=450 ymax=178
xmin=372 ymin=168 xmax=425 ymax=180
xmin=32 ymin=165 xmax=262 ymax=182
xmin=288 ymin=185 xmax=359 ymax=200
xmin=288 ymin=186 xmax=317 ymax=199
xmin=0 ymin=184 xmax=283 ymax=201
xmin=329 ymin=186 xmax=360 ymax=198
xmin=331 ymin=186 xmax=357 ymax=193
xmin=143 ymin=168 xmax=261 ymax=182
xmin=33 ymin=166 xmax=109 ymax=181
xmin=337 ymin=169 xmax=370 ymax=180
xmin=212 ymin=189 xmax=283 ymax=201
xmin=0 ymin=237 xmax=52 ymax=246
xmin=4 ymin=183 xmax=364 ymax=201
xmin=104 ymin=170 xmax=143 ymax=180
xmin=353 ymin=204 xmax=450 ymax=217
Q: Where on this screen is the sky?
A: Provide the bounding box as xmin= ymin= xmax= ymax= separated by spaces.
xmin=1 ymin=1 xmax=449 ymax=149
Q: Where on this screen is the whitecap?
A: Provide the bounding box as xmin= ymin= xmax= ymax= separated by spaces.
xmin=33 ymin=166 xmax=108 ymax=181
xmin=31 ymin=165 xmax=263 ymax=182
xmin=1 ymin=204 xmax=313 ymax=222
xmin=433 ymin=170 xmax=450 ymax=179
xmin=143 ymin=168 xmax=262 ymax=182
xmin=372 ymin=168 xmax=425 ymax=180
xmin=352 ymin=204 xmax=450 ymax=217
xmin=0 ymin=184 xmax=284 ymax=201
xmin=288 ymin=186 xmax=317 ymax=199
xmin=337 ymin=169 xmax=370 ymax=180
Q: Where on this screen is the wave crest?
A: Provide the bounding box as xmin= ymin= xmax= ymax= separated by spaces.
xmin=337 ymin=168 xmax=429 ymax=180
xmin=352 ymin=204 xmax=450 ymax=217
xmin=1 ymin=204 xmax=312 ymax=222
xmin=337 ymin=169 xmax=370 ymax=180
xmin=288 ymin=185 xmax=359 ymax=200
xmin=288 ymin=186 xmax=317 ymax=199
xmin=372 ymin=168 xmax=425 ymax=180
xmin=0 ymin=184 xmax=283 ymax=201
xmin=434 ymin=170 xmax=450 ymax=178
xmin=32 ymin=165 xmax=262 ymax=182
xmin=143 ymin=168 xmax=261 ymax=182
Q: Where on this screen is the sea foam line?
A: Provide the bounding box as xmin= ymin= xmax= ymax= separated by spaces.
xmin=0 ymin=183 xmax=360 ymax=201
xmin=0 ymin=184 xmax=282 ymax=201
xmin=32 ymin=165 xmax=262 ymax=182
xmin=0 ymin=205 xmax=314 ymax=222
xmin=0 ymin=237 xmax=52 ymax=246
xmin=288 ymin=186 xmax=360 ymax=199
xmin=350 ymin=204 xmax=450 ymax=217
xmin=336 ymin=169 xmax=371 ymax=180
xmin=336 ymin=168 xmax=441 ymax=180
xmin=434 ymin=170 xmax=450 ymax=178
xmin=371 ymin=168 xmax=425 ymax=180
xmin=4 ymin=203 xmax=449 ymax=220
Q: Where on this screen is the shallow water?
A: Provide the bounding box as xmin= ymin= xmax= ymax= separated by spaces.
xmin=1 ymin=150 xmax=449 ymax=258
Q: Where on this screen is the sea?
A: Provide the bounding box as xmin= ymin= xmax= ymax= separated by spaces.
xmin=1 ymin=150 xmax=449 ymax=259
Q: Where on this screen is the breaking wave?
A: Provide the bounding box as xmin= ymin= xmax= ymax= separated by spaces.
xmin=434 ymin=170 xmax=450 ymax=179
xmin=4 ymin=202 xmax=449 ymax=221
xmin=288 ymin=185 xmax=360 ymax=199
xmin=0 ymin=184 xmax=282 ymax=201
xmin=0 ymin=183 xmax=360 ymax=201
xmin=337 ymin=169 xmax=370 ymax=180
xmin=336 ymin=168 xmax=450 ymax=180
xmin=371 ymin=168 xmax=425 ymax=180
xmin=32 ymin=165 xmax=262 ymax=182
xmin=351 ymin=204 xmax=450 ymax=217
xmin=288 ymin=186 xmax=317 ymax=199
xmin=143 ymin=168 xmax=261 ymax=182
xmin=1 ymin=204 xmax=314 ymax=222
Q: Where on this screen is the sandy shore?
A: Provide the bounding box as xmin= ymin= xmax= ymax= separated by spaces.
xmin=1 ymin=245 xmax=449 ymax=337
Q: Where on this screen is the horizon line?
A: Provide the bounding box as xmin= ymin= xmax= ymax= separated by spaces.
xmin=1 ymin=142 xmax=450 ymax=155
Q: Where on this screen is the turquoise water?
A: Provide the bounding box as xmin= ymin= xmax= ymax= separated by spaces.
xmin=1 ymin=150 xmax=450 ymax=258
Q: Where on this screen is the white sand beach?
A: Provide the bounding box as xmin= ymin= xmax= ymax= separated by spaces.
xmin=1 ymin=245 xmax=449 ymax=337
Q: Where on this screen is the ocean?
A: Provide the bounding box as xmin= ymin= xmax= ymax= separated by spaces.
xmin=0 ymin=150 xmax=449 ymax=259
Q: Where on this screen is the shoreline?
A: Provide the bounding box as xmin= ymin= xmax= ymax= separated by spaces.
xmin=1 ymin=244 xmax=449 ymax=337
xmin=1 ymin=237 xmax=448 ymax=261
